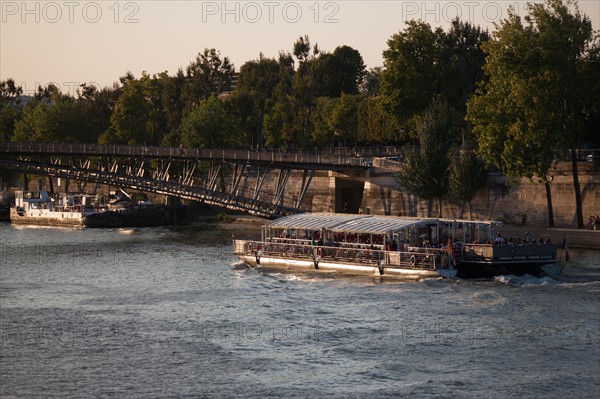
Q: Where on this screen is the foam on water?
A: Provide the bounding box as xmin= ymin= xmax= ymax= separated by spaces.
xmin=495 ymin=274 xmax=560 ymax=286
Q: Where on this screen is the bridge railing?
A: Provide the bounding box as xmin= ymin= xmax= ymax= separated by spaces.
xmin=0 ymin=142 xmax=372 ymax=168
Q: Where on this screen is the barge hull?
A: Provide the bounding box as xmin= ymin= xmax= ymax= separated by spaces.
xmin=10 ymin=208 xmax=84 ymax=228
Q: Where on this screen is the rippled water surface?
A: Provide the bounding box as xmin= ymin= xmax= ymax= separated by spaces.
xmin=1 ymin=223 xmax=599 ymax=398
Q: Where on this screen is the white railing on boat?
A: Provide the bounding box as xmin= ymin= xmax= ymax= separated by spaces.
xmin=234 ymin=240 xmax=452 ymax=270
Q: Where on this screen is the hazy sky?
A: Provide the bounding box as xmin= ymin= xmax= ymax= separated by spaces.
xmin=2 ymin=0 xmax=599 ymax=95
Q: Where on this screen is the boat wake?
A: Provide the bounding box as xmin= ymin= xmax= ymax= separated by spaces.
xmin=229 ymin=260 xmax=248 ymax=270
xmin=494 ymin=274 xmax=560 ymax=286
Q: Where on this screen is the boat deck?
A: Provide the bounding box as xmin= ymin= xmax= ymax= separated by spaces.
xmin=234 ymin=240 xmax=452 ymax=271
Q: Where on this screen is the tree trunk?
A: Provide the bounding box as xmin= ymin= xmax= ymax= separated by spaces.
xmin=544 ymin=181 xmax=555 ymax=227
xmin=569 ymin=143 xmax=584 ymax=228
xmin=438 ymin=197 xmax=443 ymax=218
xmin=468 ymin=200 xmax=472 ymax=221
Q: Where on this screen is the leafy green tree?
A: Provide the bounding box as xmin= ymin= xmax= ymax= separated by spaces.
xmin=397 ymin=98 xmax=460 ymax=217
xmin=313 ymin=45 xmax=366 ymax=97
xmin=0 ymin=105 xmax=19 ymax=141
xmin=263 ymin=101 xmax=286 ymax=148
xmin=101 ymin=73 xmax=164 ymax=145
xmin=0 ymin=79 xmax=23 ymax=141
xmin=261 ymin=53 xmax=296 ymax=149
xmin=357 ymin=96 xmax=403 ymax=143
xmin=381 ymin=19 xmax=489 ymax=137
xmin=360 ymin=67 xmax=382 ymax=96
xmin=13 ymin=91 xmax=95 ymax=143
xmin=184 ymin=48 xmax=236 ymax=109
xmin=292 ymin=35 xmax=321 ymax=148
xmin=448 ymin=147 xmax=487 ymax=219
xmin=310 ymin=94 xmax=360 ymax=147
xmin=180 ymin=96 xmax=237 ymax=149
xmin=0 ymin=79 xmax=23 ymax=106
xmin=329 ymin=93 xmax=359 ymax=146
xmin=442 ymin=19 xmax=490 ymax=119
xmin=157 ymin=70 xmax=186 ymax=146
xmin=381 ymin=21 xmax=446 ymax=132
xmin=467 ymin=0 xmax=598 ymax=227
xmin=77 ymin=83 xmax=119 ymax=143
xmin=310 ymin=97 xmax=337 ymax=147
xmin=234 ymin=54 xmax=282 ymax=149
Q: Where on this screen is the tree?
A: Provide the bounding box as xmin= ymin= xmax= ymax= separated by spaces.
xmin=360 ymin=67 xmax=383 ymax=96
xmin=397 ymin=98 xmax=460 ymax=217
xmin=357 ymin=96 xmax=403 ymax=143
xmin=313 ymin=45 xmax=366 ymax=97
xmin=467 ymin=0 xmax=598 ymax=227
xmin=101 ymin=74 xmax=161 ymax=145
xmin=77 ymin=83 xmax=119 ymax=144
xmin=0 ymin=105 xmax=19 ymax=141
xmin=13 ymin=91 xmax=96 ymax=143
xmin=448 ymin=147 xmax=487 ymax=219
xmin=157 ymin=70 xmax=186 ymax=146
xmin=0 ymin=79 xmax=23 ymax=106
xmin=261 ymin=52 xmax=296 ymax=148
xmin=442 ymin=19 xmax=490 ymax=119
xmin=381 ymin=21 xmax=446 ymax=132
xmin=310 ymin=97 xmax=338 ymax=147
xmin=234 ymin=54 xmax=282 ymax=149
xmin=185 ymin=48 xmax=236 ymax=109
xmin=329 ymin=93 xmax=359 ymax=146
xmin=180 ymin=96 xmax=237 ymax=149
xmin=381 ymin=19 xmax=489 ymax=137
xmin=292 ymin=35 xmax=321 ymax=148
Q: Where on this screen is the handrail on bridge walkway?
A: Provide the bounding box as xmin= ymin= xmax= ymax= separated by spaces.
xmin=0 ymin=142 xmax=377 ymax=171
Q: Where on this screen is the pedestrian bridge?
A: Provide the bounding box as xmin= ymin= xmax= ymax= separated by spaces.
xmin=0 ymin=143 xmax=387 ymax=218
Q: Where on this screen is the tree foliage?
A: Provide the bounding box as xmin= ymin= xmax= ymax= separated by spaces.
xmin=448 ymin=147 xmax=487 ymax=218
xmin=467 ymin=0 xmax=598 ymax=227
xmin=101 ymin=73 xmax=163 ymax=145
xmin=13 ymin=89 xmax=96 ymax=143
xmin=184 ymin=48 xmax=236 ymax=107
xmin=180 ymin=96 xmax=238 ymax=149
xmin=381 ymin=19 xmax=489 ymax=135
xmin=397 ymin=98 xmax=460 ymax=216
xmin=357 ymin=96 xmax=402 ymax=143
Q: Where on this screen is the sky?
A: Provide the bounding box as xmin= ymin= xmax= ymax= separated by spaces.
xmin=1 ymin=0 xmax=599 ymax=96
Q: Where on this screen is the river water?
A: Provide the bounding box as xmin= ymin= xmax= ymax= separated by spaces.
xmin=1 ymin=223 xmax=599 ymax=398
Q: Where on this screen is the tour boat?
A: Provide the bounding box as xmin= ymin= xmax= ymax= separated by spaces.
xmin=233 ymin=213 xmax=562 ymax=279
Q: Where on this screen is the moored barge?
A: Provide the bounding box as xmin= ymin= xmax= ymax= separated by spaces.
xmin=10 ymin=191 xmax=118 ymax=228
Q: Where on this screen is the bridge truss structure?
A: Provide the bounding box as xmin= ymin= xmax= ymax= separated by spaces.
xmin=0 ymin=143 xmax=369 ymax=218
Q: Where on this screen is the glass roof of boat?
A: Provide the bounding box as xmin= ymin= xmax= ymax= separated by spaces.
xmin=267 ymin=213 xmax=367 ymax=230
xmin=329 ymin=216 xmax=436 ymax=234
xmin=267 ymin=213 xmax=436 ymax=234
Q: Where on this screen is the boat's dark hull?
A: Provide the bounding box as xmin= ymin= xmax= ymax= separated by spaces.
xmin=457 ymin=261 xmax=562 ymax=278
xmin=84 ymin=211 xmax=124 ymax=228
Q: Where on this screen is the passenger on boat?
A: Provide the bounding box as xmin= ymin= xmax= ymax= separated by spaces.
xmin=494 ymin=233 xmax=505 ymax=245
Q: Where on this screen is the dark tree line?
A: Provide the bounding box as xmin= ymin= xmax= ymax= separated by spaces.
xmin=1 ymin=42 xmax=371 ymax=150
